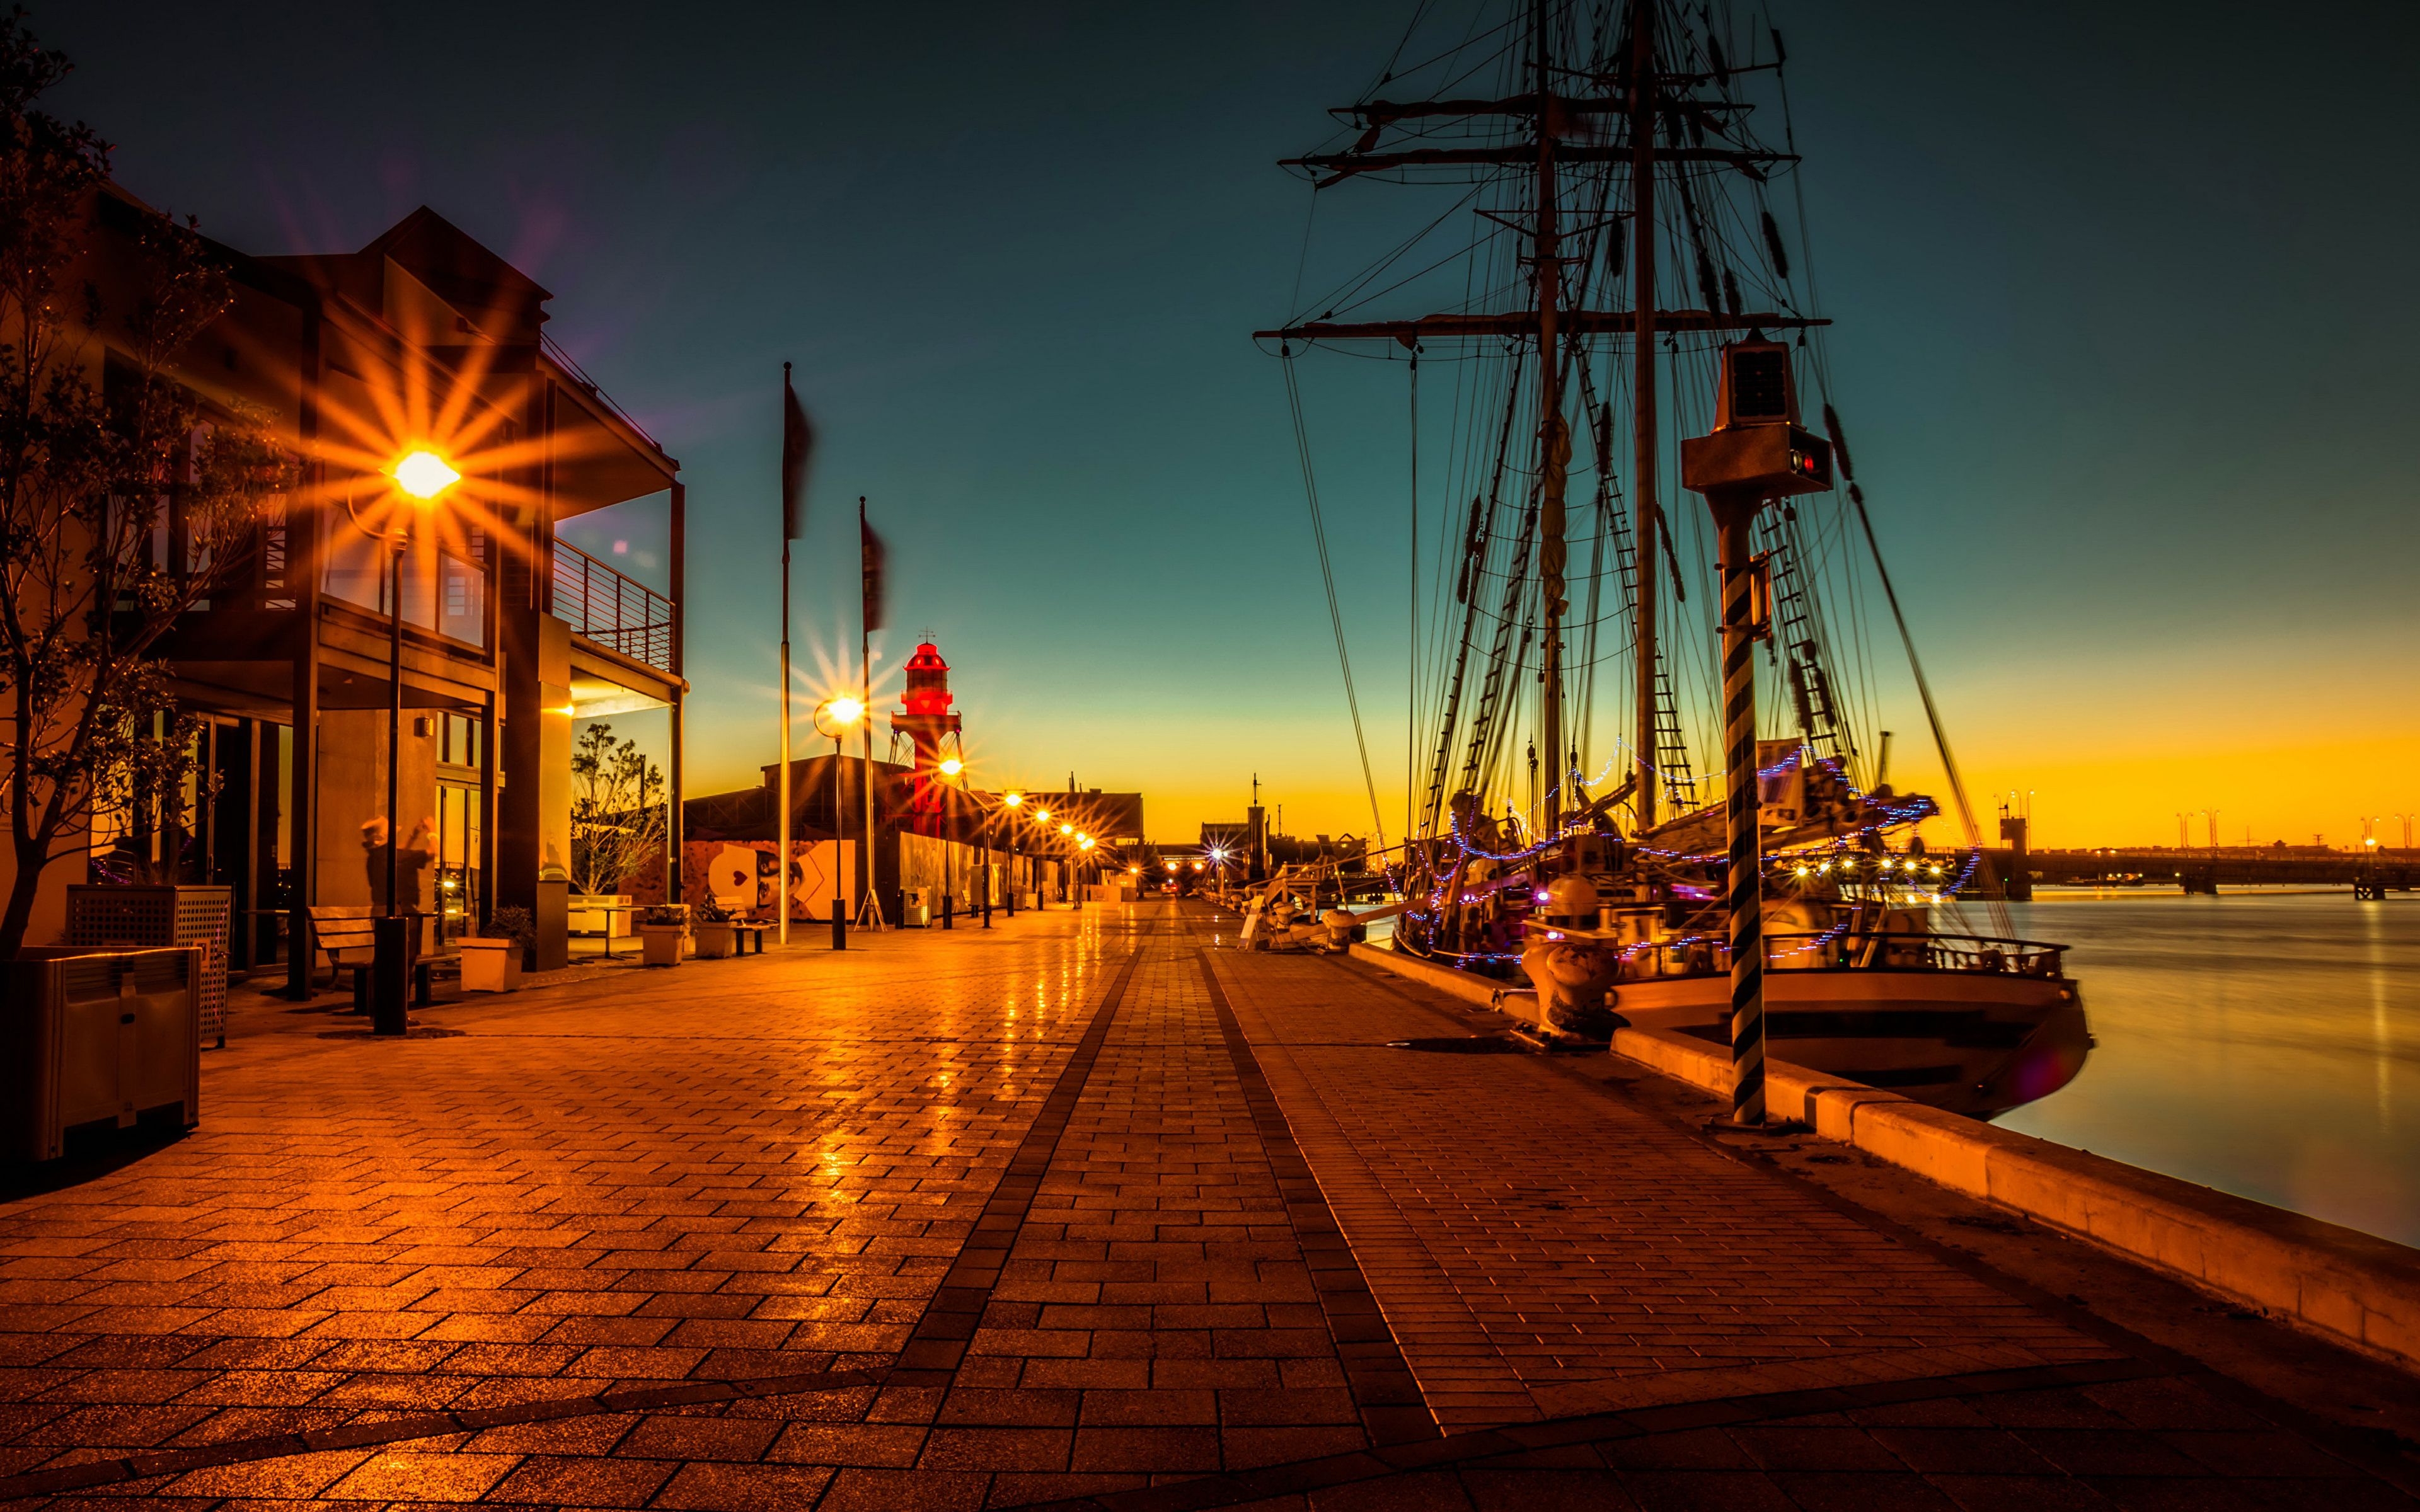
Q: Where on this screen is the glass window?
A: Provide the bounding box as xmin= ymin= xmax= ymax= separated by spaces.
xmin=321 ymin=532 xmax=487 ymax=650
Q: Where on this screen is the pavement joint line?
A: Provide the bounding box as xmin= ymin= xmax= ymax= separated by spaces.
xmin=884 ymin=942 xmax=1146 ymax=1391
xmin=1196 ymin=947 xmax=1442 ymax=1447
xmin=995 ymin=1354 xmax=2174 ymax=1511
xmin=0 ymin=1363 xmax=889 ymax=1500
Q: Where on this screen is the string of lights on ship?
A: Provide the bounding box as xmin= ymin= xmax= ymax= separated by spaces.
xmin=1389 ymin=742 xmax=1983 ymax=966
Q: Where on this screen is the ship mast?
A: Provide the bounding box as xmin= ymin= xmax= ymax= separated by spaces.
xmin=1533 ymin=0 xmax=1565 ymax=837
xmin=1627 ymin=0 xmax=1660 ymax=829
xmin=1256 ymin=0 xmax=1826 ymax=844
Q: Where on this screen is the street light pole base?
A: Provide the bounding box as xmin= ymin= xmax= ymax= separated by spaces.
xmin=371 ymin=916 xmax=411 ymax=1036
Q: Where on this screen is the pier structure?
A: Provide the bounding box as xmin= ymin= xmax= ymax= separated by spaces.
xmin=1980 ymin=847 xmax=2418 ymax=895
xmin=0 ymin=899 xmax=2415 ymax=1507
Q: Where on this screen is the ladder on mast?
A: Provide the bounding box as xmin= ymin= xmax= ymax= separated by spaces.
xmin=1602 ymin=492 xmax=1698 ymax=811
xmin=1752 ymin=510 xmax=1858 ymax=776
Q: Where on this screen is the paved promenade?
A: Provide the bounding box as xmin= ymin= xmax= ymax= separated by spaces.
xmin=1 ymin=901 xmax=2414 ymax=1509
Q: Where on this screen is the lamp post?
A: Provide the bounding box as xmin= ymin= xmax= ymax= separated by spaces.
xmin=815 ymin=696 xmax=863 ymax=949
xmin=1678 ymin=338 xmax=1833 ymax=1126
xmin=1002 ymin=792 xmax=1023 ymax=917
xmin=938 ymin=754 xmax=963 ymax=929
xmin=352 ymin=450 xmax=459 ymax=1036
xmin=1035 ymin=809 xmax=1057 ymax=907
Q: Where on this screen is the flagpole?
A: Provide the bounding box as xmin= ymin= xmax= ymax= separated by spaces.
xmin=778 ymin=365 xmax=793 ymax=946
xmin=858 ymin=496 xmax=881 ymax=928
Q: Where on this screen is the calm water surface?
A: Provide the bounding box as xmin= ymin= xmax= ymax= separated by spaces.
xmin=1997 ymin=891 xmax=2420 ymax=1247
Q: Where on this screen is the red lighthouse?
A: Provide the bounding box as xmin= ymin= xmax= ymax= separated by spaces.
xmin=890 ymin=641 xmax=963 ymax=828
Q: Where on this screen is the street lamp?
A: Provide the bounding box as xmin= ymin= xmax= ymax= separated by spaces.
xmin=933 ymin=745 xmax=967 ymax=931
xmin=1002 ymin=791 xmax=1022 ymax=916
xmin=352 ymin=450 xmax=458 ymax=1036
xmin=814 ymin=696 xmax=863 ymax=948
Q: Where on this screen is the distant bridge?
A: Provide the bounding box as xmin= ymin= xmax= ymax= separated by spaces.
xmin=1978 ymin=848 xmax=2417 ymax=897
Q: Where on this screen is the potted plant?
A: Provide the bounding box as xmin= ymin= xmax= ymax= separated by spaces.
xmin=485 ymin=906 xmax=538 ymax=973
xmin=458 ymin=931 xmax=522 ymax=993
xmin=692 ymin=895 xmax=737 ymax=959
xmin=638 ymin=904 xmax=688 ymax=967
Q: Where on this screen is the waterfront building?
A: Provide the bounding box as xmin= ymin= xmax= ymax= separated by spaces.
xmin=0 ymin=189 xmax=686 ymax=979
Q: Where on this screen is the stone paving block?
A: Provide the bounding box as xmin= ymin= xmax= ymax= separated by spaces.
xmin=485 ymin=1452 xmax=677 ymax=1506
xmin=609 ymin=1412 xmax=781 ymax=1462
xmin=650 ymin=1458 xmax=838 ymax=1509
xmin=318 ymin=1446 xmax=521 ymax=1499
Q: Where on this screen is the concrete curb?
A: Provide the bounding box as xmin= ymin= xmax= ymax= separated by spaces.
xmin=1346 ymin=941 xmax=1500 ymax=1006
xmin=1345 ymin=943 xmax=2420 ymax=1375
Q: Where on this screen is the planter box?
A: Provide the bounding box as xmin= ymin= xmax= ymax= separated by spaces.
xmin=458 ymin=937 xmax=522 ymax=993
xmin=639 ymin=924 xmax=686 ymax=967
xmin=693 ymin=922 xmax=736 ymax=959
xmin=3 ymin=947 xmax=202 ymax=1160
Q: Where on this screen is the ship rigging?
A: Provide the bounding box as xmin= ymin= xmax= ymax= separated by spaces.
xmin=1257 ymin=0 xmax=2091 ymax=1120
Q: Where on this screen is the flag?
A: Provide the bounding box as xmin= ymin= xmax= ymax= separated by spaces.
xmin=859 ymin=497 xmax=886 ymax=633
xmin=781 ymin=363 xmax=814 ymax=540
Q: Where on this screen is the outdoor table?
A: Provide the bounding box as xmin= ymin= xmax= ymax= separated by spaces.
xmin=595 ymin=904 xmax=647 ymax=959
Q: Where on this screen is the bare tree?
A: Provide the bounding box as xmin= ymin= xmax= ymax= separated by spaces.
xmin=0 ymin=16 xmax=287 ymax=954
xmin=570 ymin=722 xmax=666 ymax=896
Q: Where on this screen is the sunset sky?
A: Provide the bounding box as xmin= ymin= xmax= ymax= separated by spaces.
xmin=55 ymin=0 xmax=2420 ymax=850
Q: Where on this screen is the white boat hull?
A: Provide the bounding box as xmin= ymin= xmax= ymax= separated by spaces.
xmin=1612 ymin=969 xmax=2089 ymax=1120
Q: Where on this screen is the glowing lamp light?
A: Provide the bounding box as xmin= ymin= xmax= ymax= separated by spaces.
xmin=391 ymin=449 xmax=460 ymax=500
xmin=1059 ymin=823 xmax=1074 ymax=836
xmin=1079 ymin=837 xmax=1095 ymax=851
xmin=938 ymin=757 xmax=964 ymax=777
xmin=1165 ymin=861 xmax=1178 ymax=871
xmin=1190 ymin=861 xmax=1202 ymax=871
xmin=826 ymin=696 xmax=865 ymax=725
xmin=1003 ymin=792 xmax=1023 ymax=807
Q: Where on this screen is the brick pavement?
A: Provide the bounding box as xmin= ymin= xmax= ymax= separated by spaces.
xmin=0 ymin=900 xmax=2411 ymax=1509
xmin=1210 ymin=953 xmax=2119 ymax=1429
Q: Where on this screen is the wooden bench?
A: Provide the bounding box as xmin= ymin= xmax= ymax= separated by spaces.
xmin=306 ymin=906 xmax=442 ymax=1006
xmin=731 ymin=922 xmax=772 ymax=956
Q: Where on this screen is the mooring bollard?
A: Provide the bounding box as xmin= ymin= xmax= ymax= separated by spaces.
xmin=831 ymin=896 xmax=847 ymax=951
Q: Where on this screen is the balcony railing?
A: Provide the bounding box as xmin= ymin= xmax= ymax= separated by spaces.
xmin=551 ymin=538 xmax=672 ymax=674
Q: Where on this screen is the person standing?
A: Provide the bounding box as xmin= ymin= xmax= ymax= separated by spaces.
xmin=362 ymin=816 xmax=437 ymax=951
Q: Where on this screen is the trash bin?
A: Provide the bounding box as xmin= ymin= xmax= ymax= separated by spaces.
xmin=2 ymin=947 xmax=202 ymax=1161
xmin=901 ymin=888 xmax=931 ymax=928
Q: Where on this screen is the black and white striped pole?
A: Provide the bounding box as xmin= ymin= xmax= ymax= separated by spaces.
xmin=1680 ymin=335 xmax=1833 ymax=1127
xmin=1714 ymin=496 xmax=1766 ymax=1124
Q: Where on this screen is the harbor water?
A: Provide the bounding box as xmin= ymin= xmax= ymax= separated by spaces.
xmin=1997 ymin=891 xmax=2420 ymax=1249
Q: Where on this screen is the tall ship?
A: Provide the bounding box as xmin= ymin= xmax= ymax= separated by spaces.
xmin=1259 ymin=0 xmax=2087 ymax=1118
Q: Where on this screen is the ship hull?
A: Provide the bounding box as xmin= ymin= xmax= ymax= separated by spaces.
xmin=1610 ymin=969 xmax=2089 ymax=1120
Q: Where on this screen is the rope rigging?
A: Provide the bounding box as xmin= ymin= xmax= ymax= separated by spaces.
xmin=1282 ymin=348 xmax=1390 ymax=851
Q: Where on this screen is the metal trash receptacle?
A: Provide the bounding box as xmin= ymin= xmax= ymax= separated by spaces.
xmin=2 ymin=948 xmax=202 ymax=1162
xmin=900 ymin=888 xmax=931 ymax=928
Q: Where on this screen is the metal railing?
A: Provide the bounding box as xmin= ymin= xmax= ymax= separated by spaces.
xmin=551 ymin=538 xmax=672 ymax=673
xmin=1624 ymin=929 xmax=2070 ymax=980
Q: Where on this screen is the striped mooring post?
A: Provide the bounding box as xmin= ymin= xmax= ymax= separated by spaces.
xmin=1715 ymin=498 xmax=1766 ymax=1125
